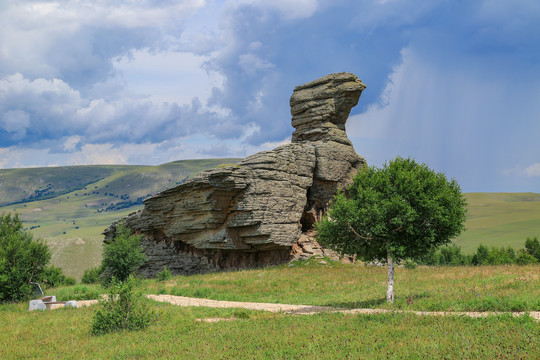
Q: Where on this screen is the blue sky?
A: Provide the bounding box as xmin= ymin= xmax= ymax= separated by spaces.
xmin=0 ymin=0 xmax=539 ymax=192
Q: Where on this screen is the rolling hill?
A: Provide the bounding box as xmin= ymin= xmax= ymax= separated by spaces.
xmin=0 ymin=159 xmax=241 ymax=279
xmin=0 ymin=160 xmax=538 ymax=279
xmin=455 ymin=192 xmax=540 ymax=253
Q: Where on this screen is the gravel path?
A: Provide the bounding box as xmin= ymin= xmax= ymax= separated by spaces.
xmin=145 ymin=294 xmax=540 ymax=320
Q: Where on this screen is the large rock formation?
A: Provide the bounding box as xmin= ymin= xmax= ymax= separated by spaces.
xmin=104 ymin=72 xmax=367 ymax=276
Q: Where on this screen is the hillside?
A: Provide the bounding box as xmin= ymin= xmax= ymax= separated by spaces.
xmin=456 ymin=192 xmax=540 ymax=253
xmin=0 ymin=159 xmax=241 ymax=279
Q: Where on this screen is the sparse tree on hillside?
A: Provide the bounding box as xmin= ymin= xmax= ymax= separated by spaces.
xmin=316 ymin=157 xmax=467 ymax=303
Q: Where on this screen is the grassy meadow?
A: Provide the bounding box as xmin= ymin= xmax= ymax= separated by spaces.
xmin=143 ymin=258 xmax=540 ymax=312
xmin=1 ymin=260 xmax=539 ymax=359
xmin=457 ymin=193 xmax=540 ymax=253
xmin=1 ymin=303 xmax=537 ymax=359
xmin=2 ymin=163 xmax=539 ymax=358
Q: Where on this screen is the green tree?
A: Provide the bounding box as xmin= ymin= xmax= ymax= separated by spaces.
xmin=102 ymin=225 xmax=146 ymax=283
xmin=524 ymin=236 xmax=540 ymax=261
xmin=42 ymin=265 xmax=76 ymax=287
xmin=472 ymin=244 xmax=490 ymax=265
xmin=0 ymin=213 xmax=51 ymax=302
xmin=316 ymin=157 xmax=467 ymax=303
xmin=515 ymin=249 xmax=538 ymax=265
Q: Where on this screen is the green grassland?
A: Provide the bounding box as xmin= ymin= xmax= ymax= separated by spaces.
xmin=140 ymin=258 xmax=540 ymax=312
xmin=457 ymin=193 xmax=540 ymax=253
xmin=1 ymin=261 xmax=539 ymax=359
xmin=0 ymin=159 xmax=240 ymax=279
xmin=1 ymin=304 xmax=537 ymax=359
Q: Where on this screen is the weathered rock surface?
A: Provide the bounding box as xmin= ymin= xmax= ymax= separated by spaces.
xmin=104 ymin=72 xmax=367 ymax=276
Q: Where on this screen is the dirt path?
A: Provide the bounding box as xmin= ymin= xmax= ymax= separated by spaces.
xmin=145 ymin=294 xmax=540 ymax=320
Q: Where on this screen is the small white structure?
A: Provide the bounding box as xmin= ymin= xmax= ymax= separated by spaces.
xmin=29 ymin=295 xmax=79 ymax=311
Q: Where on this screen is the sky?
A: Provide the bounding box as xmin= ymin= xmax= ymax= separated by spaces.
xmin=0 ymin=0 xmax=539 ymax=192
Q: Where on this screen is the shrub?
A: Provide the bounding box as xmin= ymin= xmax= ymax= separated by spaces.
xmin=471 ymin=245 xmax=516 ymax=265
xmin=438 ymin=244 xmax=471 ymax=265
xmin=402 ymin=259 xmax=417 ymax=269
xmin=472 ymin=244 xmax=490 ymax=265
xmin=42 ymin=265 xmax=76 ymax=288
xmin=515 ymin=249 xmax=538 ymax=265
xmin=54 ymin=284 xmax=102 ymax=301
xmin=0 ymin=213 xmax=51 ymax=302
xmin=524 ymin=236 xmax=540 ymax=261
xmin=418 ymin=244 xmax=472 ymax=266
xmin=156 ymin=266 xmax=172 ymax=281
xmin=91 ymin=276 xmax=157 ymax=335
xmin=101 ymin=225 xmax=146 ymax=283
xmin=81 ymin=266 xmax=103 ymax=284
xmin=488 ymin=246 xmax=515 ymax=265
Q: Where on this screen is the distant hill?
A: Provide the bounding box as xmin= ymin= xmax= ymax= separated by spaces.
xmin=0 ymin=159 xmax=241 ymax=207
xmin=456 ymin=192 xmax=540 ymax=253
xmin=0 ymin=159 xmax=241 ymax=279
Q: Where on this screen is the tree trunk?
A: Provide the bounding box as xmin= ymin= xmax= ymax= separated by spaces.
xmin=386 ymin=252 xmax=394 ymax=303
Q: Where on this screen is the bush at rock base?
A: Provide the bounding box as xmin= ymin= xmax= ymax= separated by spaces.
xmin=156 ymin=266 xmax=172 ymax=281
xmin=101 ymin=225 xmax=146 ymax=284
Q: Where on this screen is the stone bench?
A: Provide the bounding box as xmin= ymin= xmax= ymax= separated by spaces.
xmin=29 ymin=296 xmax=78 ymax=311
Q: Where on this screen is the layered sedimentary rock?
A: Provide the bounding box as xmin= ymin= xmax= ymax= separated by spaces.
xmin=104 ymin=72 xmax=367 ymax=276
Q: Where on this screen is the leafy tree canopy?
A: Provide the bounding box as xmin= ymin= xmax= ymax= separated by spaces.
xmin=316 ymin=157 xmax=467 ymax=302
xmin=317 ymin=157 xmax=467 ymax=262
xmin=0 ymin=213 xmax=51 ymax=302
xmin=102 ymin=224 xmax=146 ymax=283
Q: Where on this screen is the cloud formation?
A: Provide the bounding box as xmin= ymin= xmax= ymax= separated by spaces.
xmin=0 ymin=0 xmax=539 ymax=192
xmin=0 ymin=72 xmax=228 ymax=147
xmin=525 ymin=164 xmax=540 ymax=177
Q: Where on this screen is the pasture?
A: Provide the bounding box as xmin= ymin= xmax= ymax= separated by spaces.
xmin=1 ymin=260 xmax=538 ymax=359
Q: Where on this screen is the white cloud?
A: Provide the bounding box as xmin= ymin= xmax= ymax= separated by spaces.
xmin=524 ymin=163 xmax=540 ymax=177
xmin=113 ymin=49 xmax=224 ymax=105
xmin=0 ymin=72 xmax=230 ymax=146
xmin=0 ymin=110 xmax=30 ymax=140
xmin=68 ymin=143 xmax=128 ymax=165
xmin=0 ymin=0 xmax=207 ymax=82
xmin=63 ymin=135 xmax=82 ymax=152
xmin=0 ymin=0 xmax=539 ymax=194
xmin=0 ymin=148 xmax=9 ymax=168
xmin=345 ymin=0 xmax=445 ymax=32
xmin=238 ymin=53 xmax=275 ymax=76
xmin=228 ymin=0 xmax=319 ymax=20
